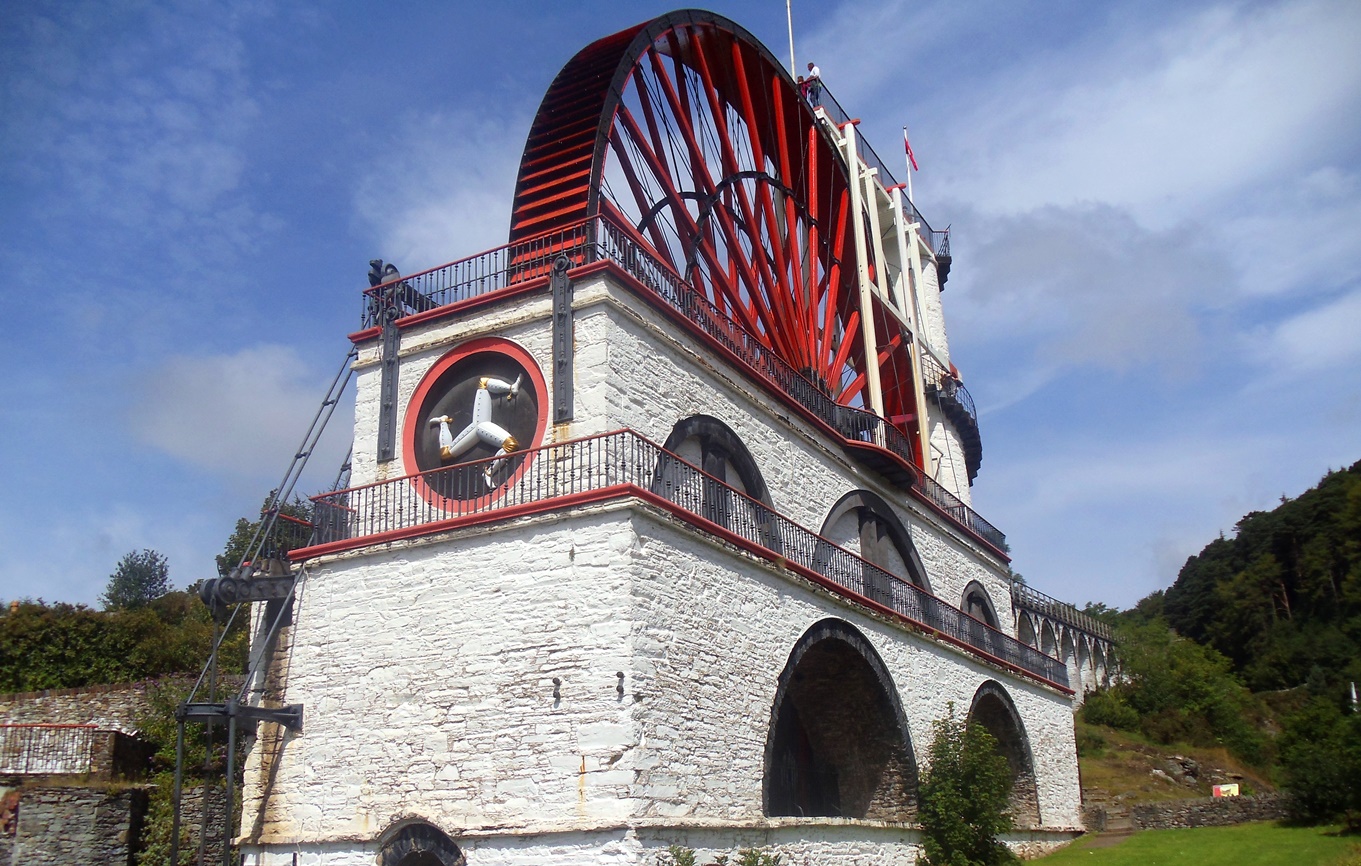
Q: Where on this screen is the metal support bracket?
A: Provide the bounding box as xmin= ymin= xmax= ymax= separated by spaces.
xmin=180 ymin=700 xmax=304 ymax=733
xmin=377 ymin=306 xmax=400 ymax=462
xmin=199 ymin=573 xmax=297 ymax=606
xmin=551 ymin=256 xmax=574 ymax=423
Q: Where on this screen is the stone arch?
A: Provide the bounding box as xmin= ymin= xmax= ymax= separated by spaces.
xmin=1016 ymin=613 xmax=1037 ymax=648
xmin=961 ymin=580 xmax=1000 ymax=629
xmin=1060 ymin=628 xmax=1080 ymax=693
xmin=1040 ymin=621 xmax=1058 ymax=658
xmin=377 ymin=821 xmax=466 ymax=866
xmin=765 ymin=618 xmax=919 ymax=820
xmin=653 ymin=414 xmax=780 ymax=550
xmin=1092 ymin=642 xmax=1108 ymax=686
xmin=967 ymin=681 xmax=1041 ymax=828
xmin=1077 ymin=635 xmax=1092 ymax=677
xmin=817 ymin=490 xmax=931 ymax=609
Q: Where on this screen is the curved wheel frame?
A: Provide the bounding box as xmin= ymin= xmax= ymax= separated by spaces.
xmin=511 ymin=10 xmax=891 ymax=411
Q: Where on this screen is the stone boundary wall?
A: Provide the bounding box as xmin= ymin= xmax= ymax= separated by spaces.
xmin=0 ymin=678 xmax=182 ymax=735
xmin=0 ymin=676 xmax=244 ymax=736
xmin=1131 ymin=793 xmax=1288 ymax=829
xmin=9 ymin=786 xmax=149 ymax=865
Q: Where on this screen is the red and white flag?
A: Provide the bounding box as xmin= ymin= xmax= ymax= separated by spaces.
xmin=903 ymin=127 xmax=919 ymax=171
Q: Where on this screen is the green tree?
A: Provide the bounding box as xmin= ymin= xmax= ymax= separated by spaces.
xmin=919 ymin=704 xmax=1017 ymax=866
xmin=1162 ymin=460 xmax=1361 ymax=692
xmin=1278 ymin=696 xmax=1361 ymax=828
xmin=216 ymin=494 xmax=314 ymax=577
xmin=101 ymin=548 xmax=171 ymax=610
xmin=1080 ymin=620 xmax=1265 ymax=763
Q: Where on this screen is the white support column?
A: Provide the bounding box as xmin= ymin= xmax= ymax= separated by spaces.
xmin=863 ymin=171 xmax=891 ymax=303
xmin=891 ymin=187 xmax=936 ymax=477
xmin=841 ymin=122 xmax=885 ymax=418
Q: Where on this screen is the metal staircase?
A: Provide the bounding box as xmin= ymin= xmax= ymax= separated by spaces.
xmin=169 ymin=340 xmax=359 ymax=866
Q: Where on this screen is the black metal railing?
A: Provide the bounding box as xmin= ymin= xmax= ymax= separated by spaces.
xmin=306 ymin=430 xmax=1065 ymax=687
xmin=0 ymin=724 xmax=95 ymax=775
xmin=361 ymin=221 xmax=593 ymax=328
xmin=1012 ymin=583 xmax=1114 ymax=642
xmin=352 ymin=211 xmax=1006 ymax=553
xmin=919 ymin=351 xmax=977 ymax=428
xmin=809 ymin=83 xmax=947 ymax=255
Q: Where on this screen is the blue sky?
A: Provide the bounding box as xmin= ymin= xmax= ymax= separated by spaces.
xmin=2 ymin=0 xmax=1358 ymax=611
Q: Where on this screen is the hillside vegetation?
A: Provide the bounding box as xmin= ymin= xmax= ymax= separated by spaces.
xmin=1081 ymin=460 xmax=1361 ymax=827
xmin=1160 ymin=459 xmax=1361 ymax=692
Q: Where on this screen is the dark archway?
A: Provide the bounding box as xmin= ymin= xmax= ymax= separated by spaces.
xmin=967 ymin=681 xmax=1041 ymax=828
xmin=377 ymin=821 xmax=466 ymax=866
xmin=961 ymin=581 xmax=1000 ymax=629
xmin=818 ymin=490 xmax=930 ymax=609
xmin=653 ymin=414 xmax=780 ymax=551
xmin=765 ymin=619 xmax=918 ymax=820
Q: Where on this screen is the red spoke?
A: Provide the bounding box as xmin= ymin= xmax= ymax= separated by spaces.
xmin=511 ymin=13 xmax=880 ymax=426
xmin=644 ymin=44 xmax=783 ymax=351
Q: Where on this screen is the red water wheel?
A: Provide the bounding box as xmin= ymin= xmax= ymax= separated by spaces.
xmin=511 ymin=10 xmax=892 ymax=413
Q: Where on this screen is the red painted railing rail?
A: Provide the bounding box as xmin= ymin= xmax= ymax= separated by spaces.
xmin=305 ymin=430 xmax=1065 ymax=688
xmin=356 ymin=210 xmax=1007 ymax=554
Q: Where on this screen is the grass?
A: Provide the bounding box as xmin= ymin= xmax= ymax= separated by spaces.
xmin=1036 ymin=822 xmax=1358 ymax=866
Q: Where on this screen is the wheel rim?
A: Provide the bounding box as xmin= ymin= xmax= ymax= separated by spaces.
xmin=510 ymin=11 xmax=876 ymax=409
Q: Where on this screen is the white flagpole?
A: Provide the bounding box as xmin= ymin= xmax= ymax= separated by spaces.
xmin=786 ymin=0 xmax=797 ymax=76
xmin=903 ymin=126 xmax=916 ymax=208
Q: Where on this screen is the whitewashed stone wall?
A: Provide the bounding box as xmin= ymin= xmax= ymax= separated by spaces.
xmin=251 ymin=267 xmax=1079 ymax=864
xmin=563 ymin=276 xmax=1012 ymax=629
xmin=348 ymin=274 xmax=1011 ymax=632
xmin=240 ymin=504 xmax=1079 ymax=864
xmin=915 ymin=257 xmax=950 ymax=369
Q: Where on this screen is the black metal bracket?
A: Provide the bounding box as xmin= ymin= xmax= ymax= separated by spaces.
xmin=377 ymin=305 xmax=400 ymax=462
xmin=199 ymin=573 xmax=297 ymax=606
xmin=179 ymin=699 xmax=304 ymax=733
xmin=551 ymin=256 xmax=574 ymax=423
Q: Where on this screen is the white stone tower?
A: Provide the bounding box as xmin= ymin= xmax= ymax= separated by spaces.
xmin=236 ymin=11 xmax=1088 ymax=865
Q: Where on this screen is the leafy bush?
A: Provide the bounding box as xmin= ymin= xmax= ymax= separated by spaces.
xmin=1080 ymin=690 xmax=1139 ymax=731
xmin=1278 ymin=696 xmax=1361 ymax=828
xmin=919 ymin=704 xmax=1017 ymax=866
xmin=1074 ymin=724 xmax=1107 ymax=758
xmin=0 ymin=592 xmax=246 ymax=692
xmin=1093 ymin=621 xmax=1266 ymax=764
xmin=657 ymin=846 xmax=780 ymax=866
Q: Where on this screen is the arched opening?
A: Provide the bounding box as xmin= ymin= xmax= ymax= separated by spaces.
xmin=1017 ymin=613 xmax=1037 ymax=648
xmin=1039 ymin=622 xmax=1058 ymax=658
xmin=967 ymin=682 xmax=1041 ymax=828
xmin=377 ymin=822 xmax=465 ymax=866
xmin=818 ymin=490 xmax=930 ymax=609
xmin=653 ymin=415 xmax=779 ymax=551
xmin=961 ymin=581 xmax=1000 ymax=629
xmin=765 ymin=619 xmax=918 ymax=820
xmin=1077 ymin=636 xmax=1093 ymax=686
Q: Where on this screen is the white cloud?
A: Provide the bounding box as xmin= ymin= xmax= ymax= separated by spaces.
xmin=939 ymin=0 xmax=1361 ymax=217
xmin=949 ymin=202 xmax=1231 ymax=391
xmin=125 ymin=345 xmax=352 ymax=486
xmin=1 ymin=1 xmax=270 ymax=271
xmin=352 ymin=110 xmax=530 ymax=272
xmin=1267 ymin=289 xmax=1361 ymax=372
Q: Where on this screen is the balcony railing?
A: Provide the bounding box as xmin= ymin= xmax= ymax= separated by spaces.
xmin=919 ymin=351 xmax=977 ymax=430
xmin=1012 ymin=583 xmax=1114 ymax=642
xmin=306 ymin=430 xmax=1066 ymax=688
xmin=0 ymin=724 xmax=95 ymax=775
xmin=360 ymin=212 xmax=1007 ymax=554
xmin=810 ymin=83 xmax=947 ymax=255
